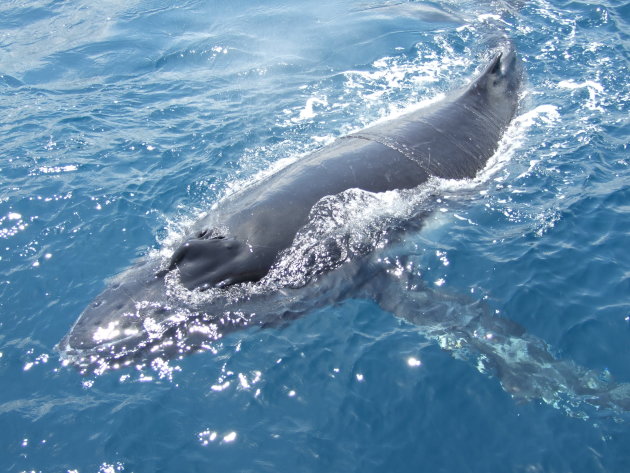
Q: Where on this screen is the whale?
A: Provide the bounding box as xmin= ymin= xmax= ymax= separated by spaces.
xmin=55 ymin=45 xmax=630 ymax=415
xmin=59 ymin=46 xmax=522 ymax=369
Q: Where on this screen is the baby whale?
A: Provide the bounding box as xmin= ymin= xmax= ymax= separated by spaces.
xmin=59 ymin=46 xmax=521 ymax=368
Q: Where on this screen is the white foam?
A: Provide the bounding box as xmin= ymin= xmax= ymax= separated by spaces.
xmin=293 ymin=96 xmax=329 ymax=122
xmin=558 ymin=80 xmax=605 ymax=112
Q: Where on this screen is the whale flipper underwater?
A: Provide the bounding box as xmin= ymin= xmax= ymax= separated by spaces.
xmin=58 ymin=46 xmax=630 ymax=414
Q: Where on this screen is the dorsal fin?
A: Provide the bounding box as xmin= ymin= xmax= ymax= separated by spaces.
xmin=484 ymin=51 xmax=503 ymax=78
xmin=467 ymin=48 xmax=514 ymax=94
xmin=489 ymin=52 xmax=502 ymax=74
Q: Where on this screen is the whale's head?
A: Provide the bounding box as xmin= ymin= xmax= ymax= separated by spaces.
xmin=57 ymin=231 xmax=276 ymax=370
xmin=57 ymin=260 xmax=177 ymax=365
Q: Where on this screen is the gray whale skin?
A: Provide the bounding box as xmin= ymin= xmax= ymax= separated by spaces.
xmin=58 ymin=47 xmax=521 ymax=369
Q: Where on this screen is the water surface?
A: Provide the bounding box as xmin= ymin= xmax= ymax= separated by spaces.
xmin=1 ymin=0 xmax=629 ymax=472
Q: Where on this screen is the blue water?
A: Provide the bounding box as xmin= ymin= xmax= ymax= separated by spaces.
xmin=1 ymin=0 xmax=630 ymax=471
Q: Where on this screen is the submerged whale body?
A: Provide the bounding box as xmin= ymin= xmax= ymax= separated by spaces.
xmin=59 ymin=47 xmax=522 ymax=368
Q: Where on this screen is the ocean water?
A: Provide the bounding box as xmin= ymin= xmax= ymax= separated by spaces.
xmin=1 ymin=0 xmax=630 ymax=472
